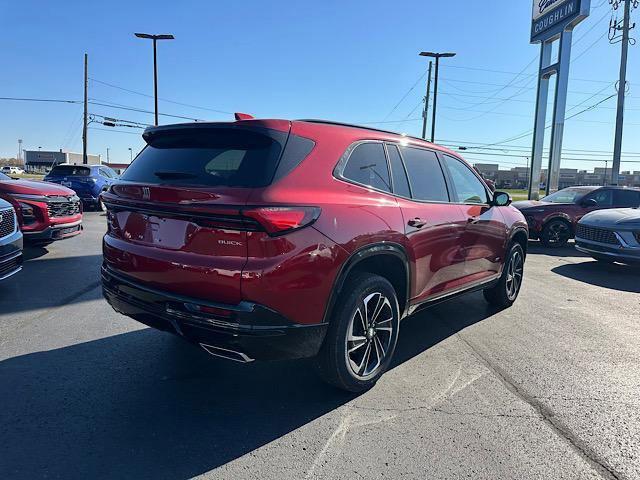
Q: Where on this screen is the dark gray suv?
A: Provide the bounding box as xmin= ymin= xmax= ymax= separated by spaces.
xmin=0 ymin=198 xmax=23 ymax=281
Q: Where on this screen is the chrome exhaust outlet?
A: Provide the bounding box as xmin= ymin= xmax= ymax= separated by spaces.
xmin=200 ymin=344 xmax=254 ymax=363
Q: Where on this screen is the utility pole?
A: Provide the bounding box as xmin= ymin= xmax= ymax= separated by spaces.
xmin=419 ymin=51 xmax=456 ymax=143
xmin=421 ymin=61 xmax=433 ymax=140
xmin=611 ymin=0 xmax=635 ymax=185
xmin=82 ymin=53 xmax=88 ymax=165
xmin=106 ymin=147 xmax=110 ymax=164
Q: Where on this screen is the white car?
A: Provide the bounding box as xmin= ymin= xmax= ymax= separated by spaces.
xmin=1 ymin=166 xmax=24 ymax=175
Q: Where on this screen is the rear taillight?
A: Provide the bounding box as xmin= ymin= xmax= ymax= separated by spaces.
xmin=242 ymin=206 xmax=321 ymax=235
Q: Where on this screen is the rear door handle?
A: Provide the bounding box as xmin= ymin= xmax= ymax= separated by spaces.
xmin=408 ymin=218 xmax=428 ymax=229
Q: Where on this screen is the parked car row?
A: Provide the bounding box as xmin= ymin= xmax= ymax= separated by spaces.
xmin=0 ymin=170 xmax=85 ymax=283
xmin=513 ymin=186 xmax=640 ymax=249
xmin=3 ymin=117 xmax=638 ymax=391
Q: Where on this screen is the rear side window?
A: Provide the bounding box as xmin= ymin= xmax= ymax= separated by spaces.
xmin=399 ymin=146 xmax=449 ymax=202
xmin=386 ymin=144 xmax=411 ymax=198
xmin=342 ymin=143 xmax=391 ymax=193
xmin=121 ymin=128 xmax=286 ymax=187
xmin=50 ymin=166 xmax=90 ymax=176
xmin=442 ymin=155 xmax=489 ymax=204
xmin=585 ymin=189 xmax=613 ymax=207
xmin=613 ymin=189 xmax=640 ymax=207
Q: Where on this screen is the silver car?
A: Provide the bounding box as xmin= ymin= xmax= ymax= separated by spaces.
xmin=575 ymin=208 xmax=640 ymax=264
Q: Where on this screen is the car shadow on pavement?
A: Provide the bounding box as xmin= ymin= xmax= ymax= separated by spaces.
xmin=526 ymin=241 xmax=589 ymax=259
xmin=0 ymin=254 xmax=103 ymax=315
xmin=0 ymin=294 xmax=496 ymax=479
xmin=551 ymin=261 xmax=640 ymax=293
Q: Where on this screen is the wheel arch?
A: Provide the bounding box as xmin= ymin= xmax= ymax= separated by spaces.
xmin=322 ymin=242 xmax=411 ymax=324
xmin=509 ymin=227 xmax=529 ymax=256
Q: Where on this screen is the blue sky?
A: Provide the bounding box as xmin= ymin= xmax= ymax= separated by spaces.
xmin=0 ymin=0 xmax=638 ymax=171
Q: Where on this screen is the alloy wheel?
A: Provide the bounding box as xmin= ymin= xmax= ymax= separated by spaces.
xmin=505 ymin=250 xmax=524 ymax=301
xmin=547 ymin=222 xmax=570 ymax=246
xmin=345 ymin=292 xmax=394 ymax=379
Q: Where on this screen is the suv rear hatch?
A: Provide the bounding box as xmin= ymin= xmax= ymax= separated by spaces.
xmin=102 ymin=121 xmax=311 ymax=305
xmin=46 ymin=165 xmax=96 ymax=198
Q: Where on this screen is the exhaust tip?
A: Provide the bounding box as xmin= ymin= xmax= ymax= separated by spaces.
xmin=200 ymin=343 xmax=254 ymax=363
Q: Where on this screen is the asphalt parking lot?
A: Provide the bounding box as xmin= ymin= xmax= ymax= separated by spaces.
xmin=1 ymin=211 xmax=639 ymax=480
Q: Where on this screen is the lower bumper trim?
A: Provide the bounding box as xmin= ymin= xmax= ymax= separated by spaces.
xmin=101 ymin=265 xmax=328 ymax=361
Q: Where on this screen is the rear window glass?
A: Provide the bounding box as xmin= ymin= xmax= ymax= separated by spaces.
xmin=121 ymin=128 xmax=286 ymax=187
xmin=50 ymin=166 xmax=91 ymax=176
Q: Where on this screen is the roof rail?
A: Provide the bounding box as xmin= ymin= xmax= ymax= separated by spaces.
xmin=297 ymin=119 xmax=431 ymax=144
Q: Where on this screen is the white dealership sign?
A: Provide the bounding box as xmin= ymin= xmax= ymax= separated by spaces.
xmin=532 ymin=0 xmax=572 ymax=21
xmin=531 ymin=0 xmax=590 ymax=43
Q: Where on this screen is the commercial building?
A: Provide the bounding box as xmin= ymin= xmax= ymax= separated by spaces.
xmin=24 ymin=150 xmax=101 ymax=171
xmin=474 ymin=163 xmax=640 ymax=189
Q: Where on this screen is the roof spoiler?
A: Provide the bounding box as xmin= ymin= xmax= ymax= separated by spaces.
xmin=234 ymin=112 xmax=255 ymax=121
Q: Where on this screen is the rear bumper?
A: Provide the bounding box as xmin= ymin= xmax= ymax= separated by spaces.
xmin=23 ymin=219 xmax=82 ymax=242
xmin=0 ymin=231 xmax=23 ymax=280
xmin=101 ymin=265 xmax=328 ymax=361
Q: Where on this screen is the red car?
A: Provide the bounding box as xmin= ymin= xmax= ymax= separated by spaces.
xmin=101 ymin=119 xmax=528 ymax=392
xmin=0 ymin=172 xmax=83 ymax=244
xmin=513 ymin=186 xmax=640 ymax=247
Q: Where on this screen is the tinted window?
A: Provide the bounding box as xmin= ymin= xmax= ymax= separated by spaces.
xmin=105 ymin=166 xmax=119 ymax=178
xmin=543 ymin=187 xmax=593 ymax=204
xmin=121 ymin=128 xmax=285 ymax=187
xmin=443 ymin=155 xmax=489 ymax=204
xmin=386 ymin=144 xmax=411 ymax=197
xmin=49 ymin=165 xmax=91 ymax=176
xmin=400 ymin=147 xmax=449 ymax=202
xmin=585 ymin=189 xmax=613 ymax=207
xmin=342 ymin=143 xmax=391 ymax=193
xmin=613 ymin=189 xmax=640 ymax=207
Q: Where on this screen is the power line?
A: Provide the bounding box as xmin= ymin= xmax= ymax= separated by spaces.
xmin=89 ymin=78 xmax=233 ymax=115
xmin=88 ymin=127 xmax=143 ymax=135
xmin=87 ymin=100 xmax=204 ymax=121
xmin=0 ymin=96 xmax=81 ymax=104
xmin=460 ymin=150 xmax=640 ymax=163
xmin=382 ymin=71 xmax=428 ymax=121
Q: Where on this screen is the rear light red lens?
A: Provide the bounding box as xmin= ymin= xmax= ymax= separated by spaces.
xmin=242 ymin=207 xmax=321 ymax=235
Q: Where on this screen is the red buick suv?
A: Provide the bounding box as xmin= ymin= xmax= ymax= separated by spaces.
xmin=101 ymin=118 xmax=528 ymax=392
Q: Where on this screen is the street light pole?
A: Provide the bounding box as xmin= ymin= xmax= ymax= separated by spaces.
xmin=134 ymin=33 xmax=175 ymax=126
xmin=420 ymin=51 xmax=456 ymax=143
xmin=128 ymin=148 xmax=133 ymax=162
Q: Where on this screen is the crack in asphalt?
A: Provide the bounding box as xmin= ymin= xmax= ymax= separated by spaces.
xmin=457 ymin=333 xmax=622 ymax=480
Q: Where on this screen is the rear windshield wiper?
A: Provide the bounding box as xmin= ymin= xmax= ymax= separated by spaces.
xmin=153 ymin=171 xmax=198 ymax=179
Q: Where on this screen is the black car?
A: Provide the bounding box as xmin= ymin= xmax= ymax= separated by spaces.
xmin=0 ymin=198 xmax=23 ymax=280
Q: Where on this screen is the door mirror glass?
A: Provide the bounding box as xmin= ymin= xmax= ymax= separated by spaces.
xmin=581 ymin=198 xmax=598 ymax=208
xmin=493 ymin=191 xmax=511 ymax=207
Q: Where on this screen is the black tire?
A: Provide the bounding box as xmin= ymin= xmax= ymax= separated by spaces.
xmin=483 ymin=243 xmax=525 ymax=309
xmin=315 ymin=272 xmax=400 ymax=393
xmin=541 ymin=219 xmax=571 ymax=248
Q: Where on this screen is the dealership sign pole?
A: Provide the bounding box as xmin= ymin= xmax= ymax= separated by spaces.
xmin=528 ymin=0 xmax=591 ymax=200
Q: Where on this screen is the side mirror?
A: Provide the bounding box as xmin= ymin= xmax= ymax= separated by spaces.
xmin=492 ymin=191 xmax=512 ymax=207
xmin=581 ymin=198 xmax=598 ymax=208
